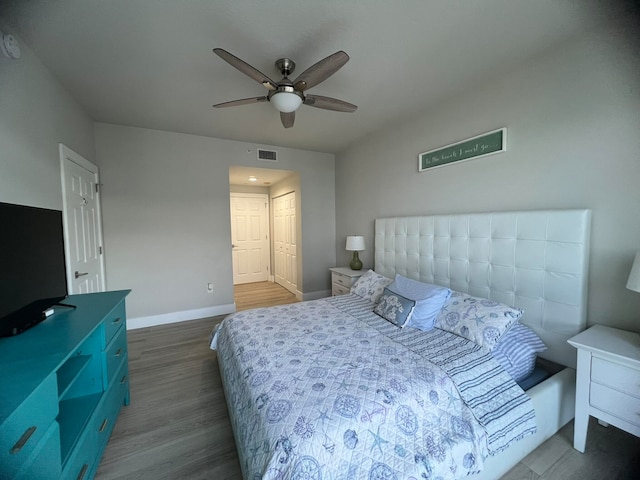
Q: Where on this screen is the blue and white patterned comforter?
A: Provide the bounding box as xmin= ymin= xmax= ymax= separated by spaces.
xmin=210 ymin=294 xmax=536 ymax=480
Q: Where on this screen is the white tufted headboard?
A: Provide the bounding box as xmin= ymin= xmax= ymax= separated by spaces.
xmin=375 ymin=209 xmax=591 ymax=368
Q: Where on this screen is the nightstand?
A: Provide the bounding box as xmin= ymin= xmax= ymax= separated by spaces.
xmin=567 ymin=324 xmax=640 ymax=452
xmin=329 ymin=267 xmax=364 ymax=296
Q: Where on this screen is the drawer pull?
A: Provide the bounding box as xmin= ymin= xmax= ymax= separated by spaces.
xmin=115 ymin=348 xmax=122 ymax=357
xmin=10 ymin=426 xmax=37 ymax=454
xmin=99 ymin=418 xmax=109 ymax=433
xmin=77 ymin=464 xmax=89 ymax=480
xmin=112 ymin=317 xmax=122 ymax=325
xmin=121 ymin=375 xmax=128 ymax=384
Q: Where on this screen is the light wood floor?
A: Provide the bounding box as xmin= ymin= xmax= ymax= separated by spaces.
xmin=233 ymin=281 xmax=299 ymax=311
xmin=96 ymin=283 xmax=640 ymax=479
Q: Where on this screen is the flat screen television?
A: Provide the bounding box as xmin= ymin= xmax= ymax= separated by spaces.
xmin=0 ymin=202 xmax=68 ymax=337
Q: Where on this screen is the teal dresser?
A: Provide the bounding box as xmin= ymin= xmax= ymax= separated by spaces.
xmin=0 ymin=290 xmax=131 ymax=480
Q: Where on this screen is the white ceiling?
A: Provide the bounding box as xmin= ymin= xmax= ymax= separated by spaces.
xmin=229 ymin=166 xmax=293 ymax=187
xmin=1 ymin=0 xmax=621 ymax=154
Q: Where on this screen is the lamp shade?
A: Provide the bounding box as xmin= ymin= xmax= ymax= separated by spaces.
xmin=346 ymin=235 xmax=365 ymax=251
xmin=270 ymin=91 xmax=303 ymax=113
xmin=627 ymin=251 xmax=640 ymax=293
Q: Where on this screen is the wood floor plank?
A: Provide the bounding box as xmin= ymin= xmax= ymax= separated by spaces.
xmin=537 ymin=418 xmax=640 ymax=480
xmin=499 ymin=462 xmax=538 ymax=480
xmin=96 ymin=315 xmax=240 ymax=479
xmin=521 ymin=424 xmax=572 ymax=475
xmin=233 ymin=281 xmax=299 ymax=311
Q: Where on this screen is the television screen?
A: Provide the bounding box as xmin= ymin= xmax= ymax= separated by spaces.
xmin=0 ymin=202 xmax=68 ymax=337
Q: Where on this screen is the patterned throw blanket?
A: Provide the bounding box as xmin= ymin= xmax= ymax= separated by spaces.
xmin=211 ymin=294 xmax=536 ymax=479
xmin=328 ymin=294 xmax=537 ymax=454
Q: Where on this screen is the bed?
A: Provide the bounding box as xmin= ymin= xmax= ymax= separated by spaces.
xmin=211 ymin=209 xmax=591 ymax=479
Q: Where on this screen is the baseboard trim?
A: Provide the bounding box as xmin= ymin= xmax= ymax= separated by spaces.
xmin=127 ymin=303 xmax=236 ymax=330
xmin=302 ymin=290 xmax=331 ymax=301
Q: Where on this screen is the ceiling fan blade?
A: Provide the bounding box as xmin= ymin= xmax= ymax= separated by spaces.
xmin=280 ymin=111 xmax=295 ymax=128
xmin=303 ymin=95 xmax=357 ymax=112
xmin=213 ymin=48 xmax=278 ymax=90
xmin=213 ymin=96 xmax=268 ymax=108
xmin=293 ymin=51 xmax=349 ymax=92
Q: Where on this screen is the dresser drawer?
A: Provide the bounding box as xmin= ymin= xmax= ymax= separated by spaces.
xmin=105 ymin=325 xmax=128 ymax=384
xmin=107 ymin=361 xmax=129 ymax=416
xmin=91 ymin=393 xmax=117 ymax=454
xmin=99 ymin=362 xmax=129 ymax=448
xmin=104 ymin=301 xmax=126 ymax=346
xmin=0 ymin=374 xmax=58 ymax=473
xmin=590 ymin=382 xmax=640 ymax=427
xmin=61 ymin=422 xmax=99 ymax=480
xmin=14 ymin=421 xmax=61 ymax=480
xmin=332 ymin=283 xmax=350 ymax=295
xmin=591 ymin=357 xmax=640 ymax=397
xmin=332 ymin=272 xmax=354 ymax=288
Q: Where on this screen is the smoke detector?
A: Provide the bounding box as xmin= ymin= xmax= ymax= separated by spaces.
xmin=0 ymin=30 xmax=20 ymax=59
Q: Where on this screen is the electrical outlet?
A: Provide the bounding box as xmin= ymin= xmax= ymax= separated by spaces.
xmin=207 ymin=282 xmax=213 ymax=293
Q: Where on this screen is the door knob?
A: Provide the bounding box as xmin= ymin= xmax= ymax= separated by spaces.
xmin=75 ymin=271 xmax=88 ymax=279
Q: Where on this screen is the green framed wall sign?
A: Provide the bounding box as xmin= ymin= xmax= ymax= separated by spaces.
xmin=418 ymin=128 xmax=507 ymax=171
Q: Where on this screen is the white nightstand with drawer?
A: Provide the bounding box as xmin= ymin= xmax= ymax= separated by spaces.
xmin=567 ymin=324 xmax=640 ymax=452
xmin=329 ymin=267 xmax=364 ymax=296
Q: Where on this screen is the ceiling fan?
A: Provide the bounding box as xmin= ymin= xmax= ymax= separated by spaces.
xmin=212 ymin=48 xmax=357 ymax=128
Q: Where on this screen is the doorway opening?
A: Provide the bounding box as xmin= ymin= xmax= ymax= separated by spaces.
xmin=229 ymin=166 xmax=301 ymax=305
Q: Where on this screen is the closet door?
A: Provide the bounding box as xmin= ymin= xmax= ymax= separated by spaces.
xmin=273 ymin=191 xmax=296 ymax=294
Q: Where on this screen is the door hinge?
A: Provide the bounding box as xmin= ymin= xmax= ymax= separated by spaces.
xmin=95 ymin=183 xmax=99 ymax=193
xmin=99 ymin=246 xmax=103 ymax=255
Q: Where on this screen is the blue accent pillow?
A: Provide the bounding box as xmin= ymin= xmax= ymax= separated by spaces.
xmin=374 ymin=287 xmax=416 ymax=327
xmin=388 ymin=275 xmax=451 ymax=331
xmin=491 ymin=323 xmax=547 ymax=382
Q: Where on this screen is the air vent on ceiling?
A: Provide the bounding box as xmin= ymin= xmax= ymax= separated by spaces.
xmin=257 ymin=149 xmax=277 ymax=161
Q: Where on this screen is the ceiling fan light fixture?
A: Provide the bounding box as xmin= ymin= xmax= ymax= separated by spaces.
xmin=212 ymin=48 xmax=356 ymax=127
xmin=270 ymin=91 xmax=303 ymax=113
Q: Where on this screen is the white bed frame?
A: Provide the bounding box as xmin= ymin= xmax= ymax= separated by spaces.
xmin=374 ymin=209 xmax=591 ymax=479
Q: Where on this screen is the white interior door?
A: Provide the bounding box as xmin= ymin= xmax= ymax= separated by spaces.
xmin=273 ymin=191 xmax=297 ymax=294
xmin=60 ymin=144 xmax=106 ymax=294
xmin=230 ymin=193 xmax=270 ymax=285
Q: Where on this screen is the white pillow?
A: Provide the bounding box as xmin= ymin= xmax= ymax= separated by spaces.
xmin=388 ymin=275 xmax=451 ymax=331
xmin=435 ymin=290 xmax=523 ymax=350
xmin=350 ymin=269 xmax=392 ymax=303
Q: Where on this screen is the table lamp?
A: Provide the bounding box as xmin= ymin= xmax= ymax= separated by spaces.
xmin=346 ymin=235 xmax=365 ymax=270
xmin=627 ymin=251 xmax=640 ymax=293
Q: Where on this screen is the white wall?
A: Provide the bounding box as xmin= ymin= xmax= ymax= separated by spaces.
xmin=335 ymin=23 xmax=640 ymax=332
xmin=94 ymin=124 xmax=335 ymax=322
xmin=0 ymin=29 xmax=95 ymax=209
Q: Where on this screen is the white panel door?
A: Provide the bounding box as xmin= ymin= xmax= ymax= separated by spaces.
xmin=274 ymin=195 xmax=285 ymax=287
xmin=60 ymin=144 xmax=106 ymax=294
xmin=230 ymin=193 xmax=270 ymax=284
xmin=273 ymin=191 xmax=297 ymax=294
